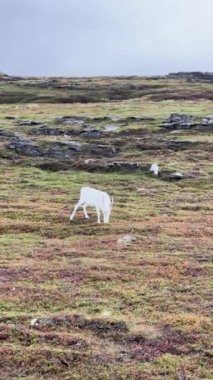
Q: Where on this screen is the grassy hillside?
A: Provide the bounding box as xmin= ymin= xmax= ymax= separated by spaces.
xmin=0 ymin=74 xmax=212 ymax=379
xmin=0 ymin=73 xmax=213 ymax=104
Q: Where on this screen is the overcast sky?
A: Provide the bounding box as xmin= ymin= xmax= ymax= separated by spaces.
xmin=0 ymin=0 xmax=212 ymax=76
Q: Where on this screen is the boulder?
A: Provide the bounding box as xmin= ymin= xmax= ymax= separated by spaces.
xmin=162 ymin=113 xmax=213 ymax=131
xmin=202 ymin=116 xmax=213 ymax=124
xmin=166 ymin=113 xmax=193 ymax=124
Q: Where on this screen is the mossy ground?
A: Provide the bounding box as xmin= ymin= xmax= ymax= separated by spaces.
xmin=0 ymin=77 xmax=212 ymax=379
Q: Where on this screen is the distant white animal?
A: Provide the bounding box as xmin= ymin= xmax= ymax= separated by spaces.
xmin=30 ymin=318 xmax=39 ymax=327
xmin=150 ymin=163 xmax=159 ymax=176
xmin=70 ymin=187 xmax=114 ymax=224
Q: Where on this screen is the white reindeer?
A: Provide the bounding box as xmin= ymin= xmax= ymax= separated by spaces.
xmin=70 ymin=187 xmax=114 ymax=223
xmin=150 ymin=162 xmax=159 ymax=176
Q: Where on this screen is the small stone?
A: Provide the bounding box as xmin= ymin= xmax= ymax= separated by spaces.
xmin=117 ymin=235 xmax=137 ymax=245
xmin=84 ymin=159 xmax=96 ymax=164
xmin=104 ymin=125 xmax=119 ymax=132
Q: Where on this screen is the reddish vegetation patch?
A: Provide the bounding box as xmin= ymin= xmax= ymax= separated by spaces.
xmin=120 ymin=327 xmax=198 ymax=362
xmin=31 ymin=315 xmax=128 ymax=337
xmin=0 ymin=267 xmax=31 ymax=283
xmin=150 ymin=91 xmax=213 ymax=101
xmin=0 ymin=347 xmax=86 ymax=377
xmin=40 ymin=332 xmax=88 ymax=349
xmin=181 ymin=266 xmax=208 ymax=277
xmin=48 ymin=269 xmax=86 ymax=283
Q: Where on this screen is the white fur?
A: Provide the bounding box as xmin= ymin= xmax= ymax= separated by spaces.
xmin=70 ymin=187 xmax=113 ymax=223
xmin=150 ymin=163 xmax=159 ymax=176
xmin=30 ymin=318 xmax=38 ymax=327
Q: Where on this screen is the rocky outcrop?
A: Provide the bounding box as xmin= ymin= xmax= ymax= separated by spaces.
xmin=167 ymin=72 xmax=213 ymax=83
xmin=56 ymin=115 xmax=155 ymax=125
xmin=7 ymin=137 xmax=117 ymax=158
xmin=0 ymin=129 xmax=16 ymax=138
xmin=136 ymin=138 xmax=210 ymax=151
xmin=166 ymin=113 xmax=193 ymax=124
xmin=36 ymin=160 xmax=145 ymax=172
xmin=8 ymin=138 xmax=42 ymax=157
xmin=162 ymin=113 xmax=213 ymax=131
xmin=31 ymin=124 xmax=104 ymax=138
xmin=30 ymin=314 xmax=128 ymax=337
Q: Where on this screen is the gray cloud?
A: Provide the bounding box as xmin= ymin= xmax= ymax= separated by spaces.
xmin=0 ymin=0 xmax=212 ymax=76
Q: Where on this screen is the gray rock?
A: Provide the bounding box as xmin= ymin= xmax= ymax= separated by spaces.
xmin=167 ymin=113 xmax=193 ymax=124
xmin=163 ymin=113 xmax=213 ymax=131
xmin=7 ymin=137 xmax=116 ymax=159
xmin=56 ymin=115 xmax=155 ymax=126
xmin=168 ymin=172 xmax=184 ymax=180
xmin=117 ymin=235 xmax=137 ymax=245
xmin=0 ymin=129 xmax=16 ymax=138
xmin=202 ymin=116 xmax=213 ymax=124
xmin=8 ymin=138 xmax=42 ymax=157
xmin=30 ymin=317 xmax=58 ymax=328
xmin=80 ymin=128 xmax=103 ymax=138
xmin=104 ymin=125 xmax=119 ymax=132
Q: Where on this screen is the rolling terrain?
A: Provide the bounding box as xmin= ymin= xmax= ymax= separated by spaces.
xmin=0 ymin=73 xmax=212 ymax=379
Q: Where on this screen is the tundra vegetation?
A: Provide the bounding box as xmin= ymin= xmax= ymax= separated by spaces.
xmin=0 ymin=72 xmax=212 ymax=379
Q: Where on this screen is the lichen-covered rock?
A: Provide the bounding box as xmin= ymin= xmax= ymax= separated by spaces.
xmin=162 ymin=113 xmax=213 ymax=131
xmin=117 ymin=235 xmax=137 ymax=245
